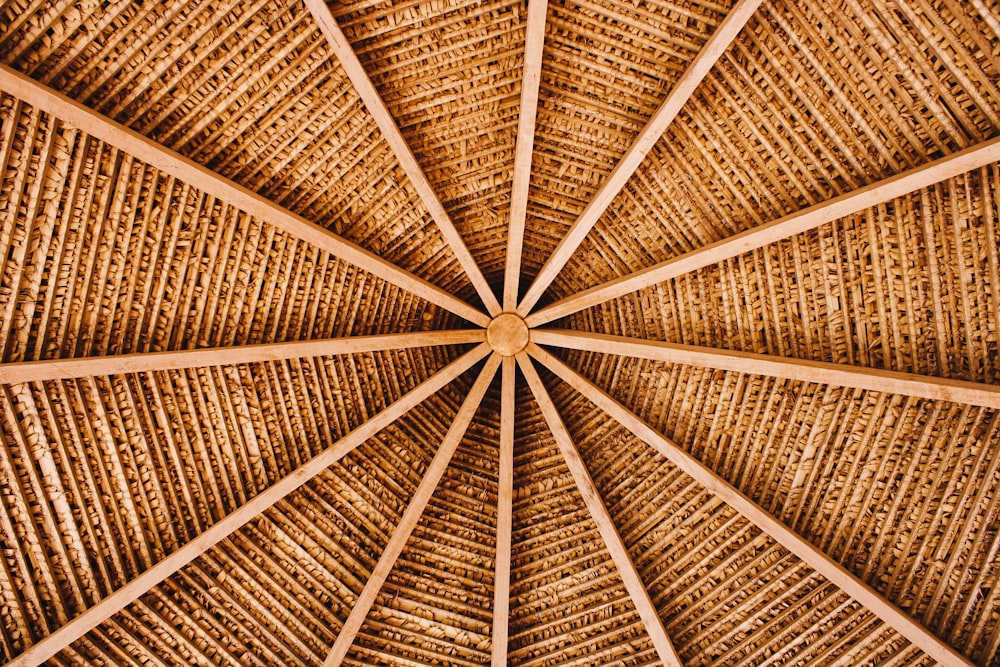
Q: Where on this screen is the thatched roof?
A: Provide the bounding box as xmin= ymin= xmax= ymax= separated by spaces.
xmin=0 ymin=0 xmax=998 ymax=665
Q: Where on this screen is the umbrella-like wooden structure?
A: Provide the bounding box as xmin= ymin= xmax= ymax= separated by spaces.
xmin=0 ymin=0 xmax=999 ymax=664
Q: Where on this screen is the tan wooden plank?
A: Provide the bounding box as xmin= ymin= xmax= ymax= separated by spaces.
xmin=528 ymin=342 xmax=975 ymax=667
xmin=7 ymin=343 xmax=491 ymax=667
xmin=517 ymin=353 xmax=683 ymax=667
xmin=527 ymin=135 xmax=1000 ymax=326
xmin=303 ymin=0 xmax=502 ymax=316
xmin=532 ymin=330 xmax=1000 ymax=409
xmin=491 ymin=356 xmax=515 ymax=666
xmin=516 ymin=0 xmax=766 ymax=315
xmin=323 ymin=353 xmax=502 ymax=667
xmin=503 ymin=0 xmax=548 ymax=312
xmin=0 ymin=63 xmax=490 ymax=327
xmin=0 ymin=330 xmax=485 ymax=384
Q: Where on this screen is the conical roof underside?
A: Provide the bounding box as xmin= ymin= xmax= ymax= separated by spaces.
xmin=0 ymin=0 xmax=999 ymax=666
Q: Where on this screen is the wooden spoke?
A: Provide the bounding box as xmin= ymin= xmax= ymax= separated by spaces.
xmin=7 ymin=343 xmax=491 ymax=667
xmin=492 ymin=356 xmax=516 ymax=667
xmin=0 ymin=330 xmax=485 ymax=385
xmin=0 ymin=64 xmax=490 ymax=328
xmin=516 ymin=0 xmax=766 ymax=315
xmin=527 ymin=134 xmax=1000 ymax=326
xmin=518 ymin=353 xmax=683 ymax=667
xmin=503 ymin=0 xmax=548 ymax=312
xmin=303 ymin=0 xmax=502 ymax=317
xmin=532 ymin=330 xmax=1000 ymax=409
xmin=528 ymin=343 xmax=975 ymax=667
xmin=323 ymin=353 xmax=501 ymax=667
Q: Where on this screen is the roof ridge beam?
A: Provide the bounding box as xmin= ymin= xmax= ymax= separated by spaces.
xmin=0 ymin=330 xmax=486 ymax=384
xmin=6 ymin=343 xmax=491 ymax=667
xmin=304 ymin=0 xmax=502 ymax=317
xmin=491 ymin=357 xmax=515 ymax=666
xmin=517 ymin=353 xmax=683 ymax=667
xmin=532 ymin=330 xmax=1000 ymax=409
xmin=528 ymin=342 xmax=975 ymax=667
xmin=528 ymin=134 xmax=1000 ymax=326
xmin=516 ymin=0 xmax=765 ymax=315
xmin=503 ymin=0 xmax=548 ymax=311
xmin=0 ymin=64 xmax=490 ymax=328
xmin=323 ymin=353 xmax=501 ymax=667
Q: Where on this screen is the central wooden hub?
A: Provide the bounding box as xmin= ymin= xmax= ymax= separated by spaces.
xmin=487 ymin=313 xmax=529 ymax=356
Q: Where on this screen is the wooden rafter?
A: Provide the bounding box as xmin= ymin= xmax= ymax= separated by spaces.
xmin=516 ymin=0 xmax=766 ymax=315
xmin=491 ymin=356 xmax=515 ymax=667
xmin=533 ymin=330 xmax=1000 ymax=409
xmin=323 ymin=353 xmax=501 ymax=667
xmin=527 ymin=134 xmax=1000 ymax=326
xmin=528 ymin=343 xmax=975 ymax=667
xmin=7 ymin=343 xmax=491 ymax=667
xmin=517 ymin=353 xmax=683 ymax=667
xmin=303 ymin=0 xmax=502 ymax=317
xmin=503 ymin=0 xmax=548 ymax=312
xmin=0 ymin=331 xmax=485 ymax=384
xmin=0 ymin=64 xmax=490 ymax=328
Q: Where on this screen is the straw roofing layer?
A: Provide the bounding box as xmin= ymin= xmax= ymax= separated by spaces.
xmin=0 ymin=0 xmax=998 ymax=665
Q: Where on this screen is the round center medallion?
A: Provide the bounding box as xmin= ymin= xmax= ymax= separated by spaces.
xmin=486 ymin=313 xmax=529 ymax=356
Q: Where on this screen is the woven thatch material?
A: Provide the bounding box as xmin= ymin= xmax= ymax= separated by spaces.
xmin=0 ymin=94 xmax=459 ymax=364
xmin=347 ymin=388 xmax=499 ymax=666
xmin=550 ymin=349 xmax=1000 ymax=664
xmin=554 ymin=0 xmax=1000 ymax=300
xmin=0 ymin=0 xmax=472 ymax=294
xmin=0 ymin=346 xmax=469 ymax=658
xmin=524 ymin=0 xmax=731 ymax=286
xmin=0 ymin=0 xmax=998 ymax=664
xmin=552 ymin=384 xmax=926 ymax=666
xmin=509 ymin=384 xmax=657 ymax=666
xmin=334 ymin=0 xmax=524 ymax=284
xmin=563 ymin=166 xmax=1000 ymax=384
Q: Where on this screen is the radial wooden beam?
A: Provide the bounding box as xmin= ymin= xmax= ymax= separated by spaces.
xmin=528 ymin=343 xmax=975 ymax=667
xmin=528 ymin=134 xmax=1000 ymax=326
xmin=516 ymin=0 xmax=765 ymax=315
xmin=324 ymin=353 xmax=501 ymax=667
xmin=0 ymin=330 xmax=485 ymax=384
xmin=7 ymin=343 xmax=491 ymax=667
xmin=491 ymin=356 xmax=515 ymax=667
xmin=303 ymin=0 xmax=502 ymax=317
xmin=517 ymin=353 xmax=684 ymax=667
xmin=533 ymin=330 xmax=1000 ymax=409
xmin=0 ymin=64 xmax=490 ymax=328
xmin=502 ymin=0 xmax=548 ymax=312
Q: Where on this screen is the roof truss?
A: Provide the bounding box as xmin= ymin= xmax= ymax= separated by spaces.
xmin=303 ymin=0 xmax=502 ymax=316
xmin=503 ymin=0 xmax=548 ymax=311
xmin=528 ymin=342 xmax=975 ymax=667
xmin=0 ymin=64 xmax=490 ymax=328
xmin=0 ymin=330 xmax=485 ymax=384
xmin=491 ymin=357 xmax=515 ymax=667
xmin=7 ymin=344 xmax=490 ymax=666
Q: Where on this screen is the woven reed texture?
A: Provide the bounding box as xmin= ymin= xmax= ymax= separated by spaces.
xmin=563 ymin=166 xmax=1000 ymax=385
xmin=523 ymin=0 xmax=733 ymax=289
xmin=554 ymin=0 xmax=1000 ymax=300
xmin=0 ymin=0 xmax=998 ymax=664
xmin=550 ymin=349 xmax=1000 ymax=664
xmin=0 ymin=0 xmax=473 ymax=296
xmin=333 ymin=0 xmax=524 ymax=285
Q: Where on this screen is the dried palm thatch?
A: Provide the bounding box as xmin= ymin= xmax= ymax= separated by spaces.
xmin=0 ymin=0 xmax=998 ymax=665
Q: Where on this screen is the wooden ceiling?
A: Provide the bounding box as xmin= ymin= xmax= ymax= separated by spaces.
xmin=0 ymin=0 xmax=999 ymax=665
